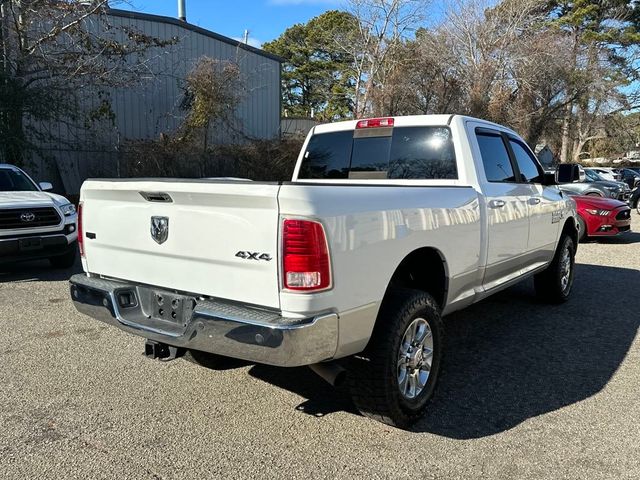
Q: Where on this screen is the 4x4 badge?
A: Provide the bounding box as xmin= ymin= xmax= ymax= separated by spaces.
xmin=235 ymin=251 xmax=272 ymax=261
xmin=150 ymin=216 xmax=169 ymax=244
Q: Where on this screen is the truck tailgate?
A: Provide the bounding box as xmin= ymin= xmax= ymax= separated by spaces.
xmin=80 ymin=180 xmax=281 ymax=309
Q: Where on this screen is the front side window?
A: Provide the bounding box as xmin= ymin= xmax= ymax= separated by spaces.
xmin=0 ymin=169 xmax=39 ymax=192
xmin=508 ymin=139 xmax=543 ymax=183
xmin=476 ymin=132 xmax=516 ymax=182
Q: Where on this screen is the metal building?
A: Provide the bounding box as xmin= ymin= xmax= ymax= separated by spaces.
xmin=31 ymin=8 xmax=282 ymax=194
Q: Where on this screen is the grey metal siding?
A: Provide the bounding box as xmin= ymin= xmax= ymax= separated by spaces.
xmin=25 ymin=9 xmax=281 ymax=194
xmin=104 ymin=13 xmax=281 ymax=143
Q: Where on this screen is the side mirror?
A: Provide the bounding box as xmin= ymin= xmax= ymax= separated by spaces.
xmin=542 ymin=172 xmax=557 ymax=186
xmin=39 ymin=182 xmax=53 ymax=191
xmin=555 ymin=164 xmax=581 ymax=184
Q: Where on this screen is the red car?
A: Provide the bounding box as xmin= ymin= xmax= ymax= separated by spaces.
xmin=564 ymin=192 xmax=632 ymax=241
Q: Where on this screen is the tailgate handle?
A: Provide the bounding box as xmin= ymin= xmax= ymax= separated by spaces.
xmin=140 ymin=192 xmax=173 ymax=203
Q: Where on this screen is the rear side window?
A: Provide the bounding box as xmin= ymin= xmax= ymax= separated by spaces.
xmin=298 ymin=126 xmax=458 ymax=180
xmin=476 ymin=132 xmax=516 ymax=182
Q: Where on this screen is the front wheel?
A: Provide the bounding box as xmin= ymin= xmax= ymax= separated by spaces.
xmin=534 ymin=234 xmax=576 ymax=303
xmin=348 ymin=289 xmax=444 ymax=429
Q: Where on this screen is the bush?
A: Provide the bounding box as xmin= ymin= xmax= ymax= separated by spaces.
xmin=121 ymin=136 xmax=303 ymax=182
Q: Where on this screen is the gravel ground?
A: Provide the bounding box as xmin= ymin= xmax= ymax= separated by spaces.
xmin=1 ymin=217 xmax=639 ymax=480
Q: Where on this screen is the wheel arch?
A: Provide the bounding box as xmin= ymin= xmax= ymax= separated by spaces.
xmin=383 ymin=247 xmax=449 ymax=310
xmin=562 ymin=216 xmax=579 ymax=247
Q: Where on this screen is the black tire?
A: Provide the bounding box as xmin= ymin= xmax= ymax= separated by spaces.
xmin=534 ymin=234 xmax=576 ymax=304
xmin=577 ymin=215 xmax=587 ymax=242
xmin=348 ymin=288 xmax=444 ymax=429
xmin=49 ymin=246 xmax=77 ymax=268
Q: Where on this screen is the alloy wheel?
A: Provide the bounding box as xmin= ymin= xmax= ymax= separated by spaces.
xmin=559 ymin=245 xmax=572 ymax=293
xmin=397 ymin=317 xmax=434 ymax=400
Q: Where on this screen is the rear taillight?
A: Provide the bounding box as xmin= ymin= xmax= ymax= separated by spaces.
xmin=356 ymin=117 xmax=394 ymax=129
xmin=78 ymin=202 xmax=84 ymax=257
xmin=282 ymin=219 xmax=331 ymax=291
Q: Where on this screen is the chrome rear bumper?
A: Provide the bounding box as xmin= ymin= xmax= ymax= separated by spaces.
xmin=69 ymin=274 xmax=338 ymax=367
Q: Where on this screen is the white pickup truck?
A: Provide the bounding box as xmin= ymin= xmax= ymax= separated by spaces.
xmin=0 ymin=164 xmax=78 ymax=268
xmin=70 ymin=115 xmax=579 ymax=428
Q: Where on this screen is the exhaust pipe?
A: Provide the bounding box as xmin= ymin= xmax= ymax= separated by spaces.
xmin=309 ymin=362 xmax=347 ymax=387
xmin=177 ymin=0 xmax=186 ymax=22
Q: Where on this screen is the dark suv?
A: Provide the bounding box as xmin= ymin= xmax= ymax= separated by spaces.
xmin=620 ymin=168 xmax=640 ymax=189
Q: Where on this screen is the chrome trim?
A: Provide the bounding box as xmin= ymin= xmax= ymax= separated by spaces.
xmin=69 ymin=274 xmax=339 ymax=367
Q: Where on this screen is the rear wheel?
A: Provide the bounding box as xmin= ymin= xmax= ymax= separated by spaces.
xmin=49 ymin=246 xmax=77 ymax=269
xmin=348 ymin=289 xmax=444 ymax=429
xmin=534 ymin=234 xmax=575 ymax=303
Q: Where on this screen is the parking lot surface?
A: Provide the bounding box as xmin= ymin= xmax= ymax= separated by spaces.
xmin=1 ymin=219 xmax=639 ymax=480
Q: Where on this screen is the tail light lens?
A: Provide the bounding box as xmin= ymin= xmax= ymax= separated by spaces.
xmin=282 ymin=219 xmax=331 ymax=291
xmin=78 ymin=202 xmax=84 ymax=257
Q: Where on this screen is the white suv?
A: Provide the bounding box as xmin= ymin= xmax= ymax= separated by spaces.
xmin=0 ymin=164 xmax=78 ymax=268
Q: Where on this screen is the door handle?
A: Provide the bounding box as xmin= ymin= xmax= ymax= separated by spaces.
xmin=528 ymin=197 xmax=541 ymax=205
xmin=489 ymin=199 xmax=506 ymax=209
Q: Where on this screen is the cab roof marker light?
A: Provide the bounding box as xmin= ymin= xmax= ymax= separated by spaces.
xmin=356 ymin=117 xmax=395 ymax=129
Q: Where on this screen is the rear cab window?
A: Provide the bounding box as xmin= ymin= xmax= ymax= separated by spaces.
xmin=298 ymin=125 xmax=458 ymax=180
xmin=299 ymin=131 xmax=353 ymax=179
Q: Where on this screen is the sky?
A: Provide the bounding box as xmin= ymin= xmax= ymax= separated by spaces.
xmin=114 ymin=0 xmax=345 ymax=48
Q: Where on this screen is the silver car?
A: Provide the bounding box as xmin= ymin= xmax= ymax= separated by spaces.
xmin=560 ymin=167 xmax=630 ymax=200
